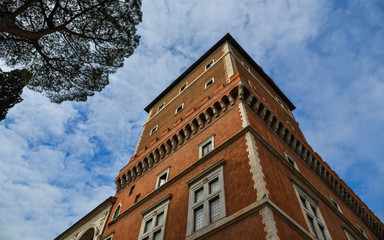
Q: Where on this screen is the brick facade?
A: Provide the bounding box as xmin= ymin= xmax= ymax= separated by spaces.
xmin=57 ymin=34 xmax=383 ymax=240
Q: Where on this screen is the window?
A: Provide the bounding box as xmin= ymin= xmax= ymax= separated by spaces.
xmin=175 ymin=103 xmax=184 ymax=114
xmin=205 ymin=60 xmax=214 ymax=70
xmin=156 ymin=167 xmax=170 ymax=188
xmin=345 ymin=229 xmax=358 ymax=240
xmin=129 ymin=185 xmax=135 ymax=196
xmin=180 ymin=83 xmax=188 ymax=93
xmin=157 ymin=103 xmax=165 ymax=113
xmin=329 ymin=195 xmax=342 ymax=213
xmin=356 ymin=222 xmax=367 ymax=238
xmin=139 ymin=195 xmax=171 ymax=240
xmin=135 ymin=194 xmax=141 ymax=203
xmin=285 ymin=152 xmax=299 ymax=171
xmin=150 ymin=125 xmax=158 ymax=135
xmin=112 ymin=204 xmax=121 ymax=220
xmin=186 ymin=162 xmax=225 ymax=235
xmin=205 ymin=78 xmax=214 ymax=89
xmin=295 ymin=186 xmax=330 ymax=240
xmin=199 ymin=135 xmax=214 ymax=158
xmin=242 ymin=62 xmax=249 ymax=71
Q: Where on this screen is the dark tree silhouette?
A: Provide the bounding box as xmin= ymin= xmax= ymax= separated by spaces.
xmin=0 ymin=69 xmax=31 ymax=121
xmin=0 ymin=0 xmax=142 ymax=108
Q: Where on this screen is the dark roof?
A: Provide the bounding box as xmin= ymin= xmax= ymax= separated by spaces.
xmin=144 ymin=33 xmax=295 ymax=113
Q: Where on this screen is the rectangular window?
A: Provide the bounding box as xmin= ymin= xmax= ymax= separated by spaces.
xmin=205 ymin=78 xmax=214 ymax=89
xmin=175 ymin=103 xmax=184 ymax=115
xmin=180 ymin=83 xmax=188 ymax=93
xmin=295 ymin=186 xmax=330 ymax=240
xmin=138 ymin=196 xmax=171 ymax=240
xmin=186 ymin=162 xmax=225 ymax=235
xmin=129 ymin=185 xmax=135 ymax=196
xmin=199 ymin=135 xmax=214 ymax=158
xmin=150 ymin=125 xmax=158 ymax=135
xmin=329 ymin=195 xmax=342 ymax=213
xmin=156 ymin=167 xmax=170 ymax=189
xmin=356 ymin=222 xmax=367 ymax=238
xmin=205 ymin=60 xmax=214 ymax=70
xmin=157 ymin=103 xmax=165 ymax=112
xmin=135 ymin=194 xmax=141 ymax=203
xmin=285 ymin=152 xmax=299 ymax=171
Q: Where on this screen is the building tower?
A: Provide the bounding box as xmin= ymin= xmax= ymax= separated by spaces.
xmin=56 ymin=34 xmax=384 ymax=240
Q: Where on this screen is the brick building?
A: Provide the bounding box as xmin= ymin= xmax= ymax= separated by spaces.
xmin=56 ymin=34 xmax=384 ymax=240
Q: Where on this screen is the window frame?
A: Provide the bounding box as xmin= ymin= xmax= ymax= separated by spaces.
xmin=156 ymin=167 xmax=170 ymax=189
xmin=150 ymin=125 xmax=158 ymax=136
xmin=329 ymin=194 xmax=343 ymax=214
xmin=186 ymin=161 xmax=226 ymax=235
xmin=205 ymin=60 xmax=214 ymax=70
xmin=205 ymin=78 xmax=214 ymax=89
xmin=179 ymin=82 xmax=188 ymax=93
xmin=285 ymin=152 xmax=299 ymax=171
xmin=129 ymin=185 xmax=135 ymax=196
xmin=112 ymin=204 xmax=121 ymax=220
xmin=294 ymin=185 xmax=331 ymax=240
xmin=199 ymin=135 xmax=214 ymax=158
xmin=135 ymin=194 xmax=141 ymax=203
xmin=138 ymin=196 xmax=171 ymax=240
xmin=157 ymin=103 xmax=165 ymax=113
xmin=175 ymin=103 xmax=184 ymax=115
xmin=356 ymin=222 xmax=368 ymax=238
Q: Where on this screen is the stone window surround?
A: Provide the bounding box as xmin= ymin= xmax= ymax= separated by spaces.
xmin=180 ymin=82 xmax=188 ymax=93
xmin=112 ymin=204 xmax=121 ymax=220
xmin=205 ymin=59 xmax=214 ymax=70
xmin=175 ymin=103 xmax=184 ymax=115
xmin=186 ymin=161 xmax=226 ymax=236
xmin=205 ymin=78 xmax=215 ymax=89
xmin=199 ymin=135 xmax=215 ymax=158
xmin=329 ymin=194 xmax=343 ymax=214
xmin=138 ymin=195 xmax=171 ymax=240
xmin=155 ymin=167 xmax=170 ymax=189
xmin=293 ymin=183 xmax=332 ymax=240
xmin=150 ymin=125 xmax=158 ymax=136
xmin=157 ymin=103 xmax=165 ymax=113
xmin=284 ymin=151 xmax=299 ymax=171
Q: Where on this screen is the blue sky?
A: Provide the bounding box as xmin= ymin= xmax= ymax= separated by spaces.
xmin=0 ymin=0 xmax=383 ymax=239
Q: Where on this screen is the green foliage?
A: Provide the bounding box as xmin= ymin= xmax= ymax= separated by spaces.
xmin=0 ymin=0 xmax=142 ymax=103
xmin=0 ymin=69 xmax=31 ymax=121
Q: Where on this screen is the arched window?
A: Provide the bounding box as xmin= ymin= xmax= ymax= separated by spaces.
xmin=78 ymin=228 xmax=95 ymax=240
xmin=112 ymin=205 xmax=121 ymax=220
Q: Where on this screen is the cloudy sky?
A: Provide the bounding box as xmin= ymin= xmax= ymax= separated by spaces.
xmin=1 ymin=0 xmax=383 ymax=239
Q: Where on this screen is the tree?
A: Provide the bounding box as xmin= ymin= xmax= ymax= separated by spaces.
xmin=0 ymin=69 xmax=31 ymax=121
xmin=0 ymin=0 xmax=142 ymax=109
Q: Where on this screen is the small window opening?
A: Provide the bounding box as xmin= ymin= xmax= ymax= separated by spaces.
xmin=180 ymin=83 xmax=188 ymax=92
xmin=201 ymin=141 xmax=212 ymax=157
xmin=112 ymin=205 xmax=121 ymax=220
xmin=129 ymin=185 xmax=135 ymax=196
xmin=158 ymin=173 xmax=167 ymax=187
xmin=205 ymin=78 xmax=214 ymax=89
xmin=150 ymin=126 xmax=158 ymax=135
xmin=158 ymin=103 xmax=164 ymax=112
xmin=205 ymin=60 xmax=214 ymax=70
xmin=175 ymin=104 xmax=184 ymax=114
xmin=135 ymin=194 xmax=141 ymax=203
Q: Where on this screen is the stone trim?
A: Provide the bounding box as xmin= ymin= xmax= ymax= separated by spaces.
xmin=238 ymin=102 xmax=250 ymax=128
xmin=222 ymin=41 xmax=236 ymax=83
xmin=260 ymin=207 xmax=280 ymax=240
xmin=245 ymin=131 xmax=269 ymax=201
